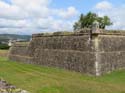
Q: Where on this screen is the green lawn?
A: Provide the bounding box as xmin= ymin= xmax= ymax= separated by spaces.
xmin=0 ymin=57 xmax=125 ymax=93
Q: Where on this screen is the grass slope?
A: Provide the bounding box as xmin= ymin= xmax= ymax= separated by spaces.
xmin=0 ymin=50 xmax=8 ymax=57
xmin=0 ymin=57 xmax=125 ymax=93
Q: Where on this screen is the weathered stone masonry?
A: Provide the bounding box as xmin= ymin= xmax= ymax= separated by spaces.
xmin=8 ymin=31 xmax=125 ymax=76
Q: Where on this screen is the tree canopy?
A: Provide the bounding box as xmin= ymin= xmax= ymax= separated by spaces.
xmin=73 ymin=12 xmax=112 ymax=31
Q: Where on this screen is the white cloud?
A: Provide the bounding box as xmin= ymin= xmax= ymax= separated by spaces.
xmin=0 ymin=18 xmax=28 ymax=28
xmin=0 ymin=0 xmax=78 ymax=34
xmin=11 ymin=0 xmax=51 ymax=18
xmin=0 ymin=1 xmax=27 ymax=19
xmin=57 ymin=6 xmax=78 ymax=19
xmin=94 ymin=1 xmax=125 ymax=30
xmin=95 ymin=1 xmax=112 ymax=10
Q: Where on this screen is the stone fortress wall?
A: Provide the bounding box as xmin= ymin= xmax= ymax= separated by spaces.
xmin=8 ymin=30 xmax=125 ymax=76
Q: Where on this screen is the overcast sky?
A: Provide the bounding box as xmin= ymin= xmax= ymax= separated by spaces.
xmin=0 ymin=0 xmax=125 ymax=35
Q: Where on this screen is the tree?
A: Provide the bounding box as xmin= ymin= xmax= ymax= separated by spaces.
xmin=73 ymin=12 xmax=112 ymax=31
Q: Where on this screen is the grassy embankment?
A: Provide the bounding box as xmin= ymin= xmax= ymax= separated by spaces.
xmin=0 ymin=50 xmax=8 ymax=57
xmin=0 ymin=50 xmax=125 ymax=93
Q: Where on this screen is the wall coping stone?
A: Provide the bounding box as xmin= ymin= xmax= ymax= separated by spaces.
xmin=32 ymin=30 xmax=125 ymax=38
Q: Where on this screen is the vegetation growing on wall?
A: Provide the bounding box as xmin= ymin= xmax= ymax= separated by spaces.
xmin=73 ymin=12 xmax=112 ymax=31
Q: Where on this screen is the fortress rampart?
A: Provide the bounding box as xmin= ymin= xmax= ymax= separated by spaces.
xmin=8 ymin=31 xmax=125 ymax=76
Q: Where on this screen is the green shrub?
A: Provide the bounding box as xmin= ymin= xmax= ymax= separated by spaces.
xmin=0 ymin=44 xmax=10 ymax=50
